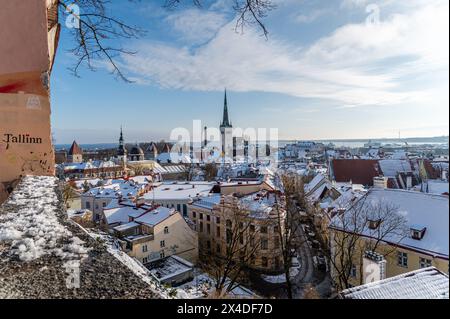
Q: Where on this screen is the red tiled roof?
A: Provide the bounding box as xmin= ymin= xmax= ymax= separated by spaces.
xmin=68 ymin=141 xmax=83 ymax=155
xmin=332 ymin=159 xmax=381 ymax=186
xmin=423 ymin=160 xmax=440 ymax=179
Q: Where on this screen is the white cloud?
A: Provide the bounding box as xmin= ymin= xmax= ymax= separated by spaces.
xmin=296 ymin=8 xmax=329 ymax=24
xmin=122 ymin=1 xmax=449 ymax=108
xmin=166 ymin=9 xmax=227 ymax=44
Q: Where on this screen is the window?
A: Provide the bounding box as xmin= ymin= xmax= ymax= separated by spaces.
xmin=349 ymin=264 xmax=357 ymax=277
xmin=226 ymin=219 xmax=232 ymax=228
xmin=261 ymin=238 xmax=268 ymax=250
xmin=216 ymin=244 xmax=221 ymax=254
xmin=160 ymin=240 xmax=165 ymax=248
xmin=85 ymin=202 xmax=91 ymax=209
xmin=239 ymin=234 xmax=244 ymax=245
xmin=261 ymin=257 xmax=268 ymax=268
xmin=216 ymin=217 xmax=220 ymax=224
xmin=207 ymin=223 xmax=211 ymax=234
xmin=274 ymin=236 xmax=280 ymax=249
xmin=273 ymin=226 xmax=279 ymax=233
xmin=420 ymin=257 xmax=432 ymax=268
xmin=164 ymin=226 xmax=169 ymax=234
xmin=142 ymin=245 xmax=148 ymax=253
xmin=249 ymin=224 xmax=255 ymax=232
xmin=177 ymin=204 xmax=181 ymax=212
xmin=200 ymin=222 xmax=204 ymax=232
xmin=192 ymin=211 xmax=197 ymax=218
xmin=397 ymin=252 xmax=408 ymax=268
xmin=260 ymin=226 xmax=268 ymax=234
xmin=368 ymin=219 xmax=381 ymax=230
xmin=200 ymin=213 xmax=203 ymax=220
xmin=239 ymin=222 xmax=244 ymax=229
xmin=142 ymin=257 xmax=148 ymax=264
xmin=183 ymin=204 xmax=187 ymax=216
xmin=206 ymin=215 xmax=210 ymax=222
xmin=226 ymin=229 xmax=232 ymax=244
xmin=160 ymin=250 xmax=165 ymax=259
xmin=102 ymin=202 xmax=106 ymax=207
xmin=216 ymin=226 xmax=220 ymax=238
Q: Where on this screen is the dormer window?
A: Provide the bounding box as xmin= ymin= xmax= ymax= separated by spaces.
xmin=368 ymin=218 xmax=381 ymax=230
xmin=410 ymin=225 xmax=426 ymax=240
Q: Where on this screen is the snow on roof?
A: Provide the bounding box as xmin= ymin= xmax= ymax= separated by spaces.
xmin=191 ymin=194 xmax=222 ymax=209
xmin=414 ymin=180 xmax=449 ymax=195
xmin=149 ymin=255 xmax=193 ymax=282
xmin=305 ymin=173 xmax=327 ymax=194
xmin=157 ymin=152 xmax=191 ymax=164
xmin=62 ymin=160 xmax=120 ymax=171
xmin=331 ymin=188 xmax=449 ymax=258
xmin=134 ymin=207 xmax=175 ymax=226
xmin=379 ymin=159 xmax=412 ymax=177
xmin=113 ymin=221 xmax=140 ymax=232
xmin=104 ymin=206 xmax=146 ymax=225
xmin=239 ymin=191 xmax=278 ymax=218
xmin=83 ymin=180 xmax=146 ymax=199
xmin=340 ymin=267 xmax=449 ymax=299
xmin=143 ymin=182 xmax=214 ymax=201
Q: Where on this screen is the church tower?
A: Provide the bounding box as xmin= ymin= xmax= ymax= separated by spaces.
xmin=220 ymin=89 xmax=233 ymax=159
xmin=117 ymin=126 xmax=127 ymax=167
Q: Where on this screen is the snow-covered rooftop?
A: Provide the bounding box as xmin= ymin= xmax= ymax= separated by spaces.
xmin=83 ymin=179 xmax=147 ymax=199
xmin=143 ymin=182 xmax=214 ymax=201
xmin=379 ymin=159 xmax=413 ymax=177
xmin=134 ymin=207 xmax=175 ymax=226
xmin=191 ymin=194 xmax=222 ymax=210
xmin=331 ymin=188 xmax=449 ymax=258
xmin=340 ymin=267 xmax=449 ymax=299
xmin=61 ymin=160 xmax=121 ymax=171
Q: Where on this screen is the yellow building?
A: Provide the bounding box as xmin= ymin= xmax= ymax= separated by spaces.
xmin=103 ymin=203 xmax=198 ymax=264
xmin=188 ymin=189 xmax=286 ymax=272
xmin=329 ymin=188 xmax=449 ymax=289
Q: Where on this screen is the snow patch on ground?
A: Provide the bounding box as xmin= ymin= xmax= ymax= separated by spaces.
xmin=261 ymin=267 xmax=300 ymax=284
xmin=0 ymin=176 xmax=90 ymax=263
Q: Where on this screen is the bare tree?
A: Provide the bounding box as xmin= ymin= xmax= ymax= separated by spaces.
xmin=303 ymin=283 xmax=320 ymax=299
xmin=328 ymin=194 xmax=409 ymax=291
xmin=62 ymin=181 xmax=78 ymax=207
xmin=204 ymin=163 xmax=218 ymax=181
xmin=200 ymin=197 xmax=269 ymax=298
xmin=56 ymin=0 xmax=275 ymax=81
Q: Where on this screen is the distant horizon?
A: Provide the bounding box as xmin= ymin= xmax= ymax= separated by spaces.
xmin=54 ymin=135 xmax=449 ymax=149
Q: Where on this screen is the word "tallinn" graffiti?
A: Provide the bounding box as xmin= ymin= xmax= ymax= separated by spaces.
xmin=2 ymin=133 xmax=43 ymax=149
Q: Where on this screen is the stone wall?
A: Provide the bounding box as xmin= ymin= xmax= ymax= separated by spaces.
xmin=0 ymin=176 xmax=163 ymax=299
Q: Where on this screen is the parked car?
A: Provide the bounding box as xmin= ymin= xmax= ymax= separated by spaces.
xmin=311 ymin=240 xmax=321 ymax=249
xmin=316 ymin=255 xmax=327 ymax=272
xmin=291 ymin=256 xmax=300 ymax=268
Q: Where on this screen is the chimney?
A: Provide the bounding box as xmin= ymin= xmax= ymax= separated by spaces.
xmin=136 ymin=197 xmax=145 ymax=207
xmin=406 ymin=175 xmax=412 ymax=190
xmin=363 ymin=251 xmax=386 ymax=284
xmin=373 ymin=176 xmax=387 ymax=189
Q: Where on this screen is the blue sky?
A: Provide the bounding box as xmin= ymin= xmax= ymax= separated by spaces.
xmin=51 ymin=0 xmax=449 ymax=144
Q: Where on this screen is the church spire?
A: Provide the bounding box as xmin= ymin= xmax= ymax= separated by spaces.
xmin=221 ymin=89 xmax=232 ymax=128
xmin=118 ymin=126 xmax=126 ymax=156
xmin=119 ymin=126 xmax=124 ymax=144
